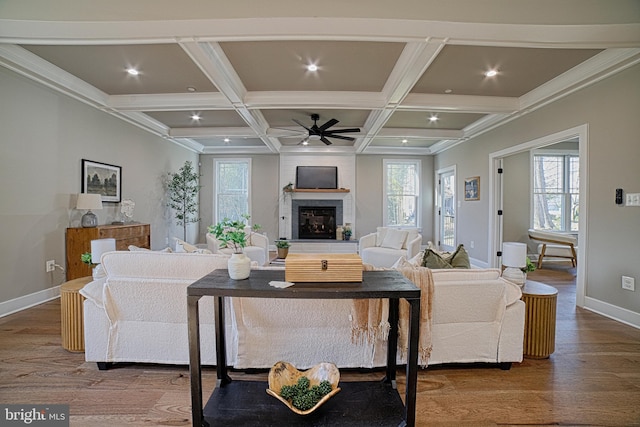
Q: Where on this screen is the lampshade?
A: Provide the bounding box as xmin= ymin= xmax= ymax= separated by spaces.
xmin=502 ymin=242 xmax=527 ymax=268
xmin=76 ymin=193 xmax=103 ymax=210
xmin=91 ymin=238 xmax=116 ymax=264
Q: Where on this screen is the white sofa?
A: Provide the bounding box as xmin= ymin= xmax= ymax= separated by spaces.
xmin=206 ymin=228 xmax=269 ymax=266
xmin=81 ymin=251 xmax=524 ymax=370
xmin=359 ymin=227 xmax=423 ymax=268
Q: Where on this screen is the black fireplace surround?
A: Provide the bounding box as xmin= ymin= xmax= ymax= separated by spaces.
xmin=291 ymin=200 xmax=343 ymax=240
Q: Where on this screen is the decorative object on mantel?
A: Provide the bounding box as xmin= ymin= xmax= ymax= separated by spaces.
xmin=167 ymin=161 xmax=201 ymax=240
xmin=121 ymin=199 xmax=135 ymax=223
xmin=266 ymin=361 xmax=340 ymax=415
xmin=275 ymin=239 xmax=290 ymax=259
xmin=343 ymin=223 xmax=352 ymax=240
xmin=501 ymin=241 xmax=528 ymax=287
xmin=209 ymin=215 xmax=252 ymax=280
xmin=335 ymin=225 xmax=343 ymax=241
xmin=76 ymin=193 xmax=102 ymax=228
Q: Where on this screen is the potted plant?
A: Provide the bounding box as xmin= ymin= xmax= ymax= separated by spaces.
xmin=521 ymin=257 xmax=536 ymax=280
xmin=208 ymin=215 xmax=251 ymax=279
xmin=343 ymin=225 xmax=352 ymax=241
xmin=81 ymin=252 xmax=103 ymax=279
xmin=167 ymin=160 xmax=201 ymax=241
xmin=276 ymin=239 xmax=290 ymax=259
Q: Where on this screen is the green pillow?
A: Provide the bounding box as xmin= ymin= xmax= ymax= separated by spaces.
xmin=421 ymin=244 xmax=470 ymax=269
xmin=421 ymin=249 xmax=453 ymax=269
xmin=446 ymin=244 xmax=470 ymax=269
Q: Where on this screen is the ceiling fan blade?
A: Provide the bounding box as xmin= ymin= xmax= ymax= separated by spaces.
xmin=318 ymin=118 xmax=339 ymax=132
xmin=320 ymin=136 xmax=332 ymax=145
xmin=326 ymin=134 xmax=355 ymax=141
xmin=292 ymin=119 xmax=312 ymax=132
xmin=325 ymin=127 xmax=360 ymax=134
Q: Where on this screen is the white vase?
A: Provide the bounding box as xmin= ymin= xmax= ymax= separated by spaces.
xmin=228 ymin=252 xmax=251 ymax=280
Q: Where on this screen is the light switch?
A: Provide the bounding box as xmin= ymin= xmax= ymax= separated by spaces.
xmin=626 ymin=193 xmax=640 ymax=206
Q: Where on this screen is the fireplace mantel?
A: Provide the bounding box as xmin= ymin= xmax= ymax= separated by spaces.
xmin=284 ymin=188 xmax=350 ymax=193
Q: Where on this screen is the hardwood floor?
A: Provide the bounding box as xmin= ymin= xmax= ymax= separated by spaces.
xmin=1 ymin=263 xmax=639 ymax=426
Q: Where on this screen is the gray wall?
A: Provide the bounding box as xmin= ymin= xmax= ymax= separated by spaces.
xmin=356 ymin=155 xmax=434 ymax=239
xmin=0 ymin=67 xmax=197 ymax=311
xmin=435 ymin=63 xmax=640 ymax=317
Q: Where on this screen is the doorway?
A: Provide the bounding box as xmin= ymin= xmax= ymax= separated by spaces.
xmin=488 ymin=125 xmax=587 ymax=307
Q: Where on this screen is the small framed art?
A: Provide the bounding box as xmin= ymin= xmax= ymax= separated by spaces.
xmin=464 ymin=176 xmax=480 ymax=201
xmin=81 ymin=159 xmax=122 ymax=203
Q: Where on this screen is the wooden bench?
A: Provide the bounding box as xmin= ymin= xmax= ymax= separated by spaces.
xmin=528 ymin=229 xmax=578 ymax=269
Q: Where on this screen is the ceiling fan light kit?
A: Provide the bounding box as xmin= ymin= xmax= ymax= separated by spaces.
xmin=293 ymin=114 xmax=361 ymax=145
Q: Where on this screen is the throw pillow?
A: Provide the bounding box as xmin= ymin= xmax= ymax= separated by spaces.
xmin=175 ymin=238 xmax=199 ymax=253
xmin=380 ymin=228 xmax=409 ymax=250
xmin=376 ymin=227 xmax=389 ymax=246
xmin=447 ymin=244 xmax=470 ymax=269
xmin=402 ymin=228 xmax=420 ymax=249
xmin=421 ymin=249 xmax=453 ymax=269
xmin=128 ymin=245 xmax=150 ymax=251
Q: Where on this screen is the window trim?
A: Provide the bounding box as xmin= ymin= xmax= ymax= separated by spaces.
xmin=382 ymin=158 xmax=421 ymax=228
xmin=530 ymin=150 xmax=578 ymax=232
xmin=214 ymin=158 xmax=252 ymax=224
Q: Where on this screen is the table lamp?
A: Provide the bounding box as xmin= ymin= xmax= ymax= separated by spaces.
xmin=90 ymin=238 xmax=116 ymax=279
xmin=502 ymin=242 xmax=527 ymax=287
xmin=77 ymin=193 xmax=103 ymax=228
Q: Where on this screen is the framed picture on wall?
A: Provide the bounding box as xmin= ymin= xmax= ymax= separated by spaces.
xmin=464 ymin=176 xmax=480 ymax=201
xmin=81 ymin=159 xmax=122 ymax=203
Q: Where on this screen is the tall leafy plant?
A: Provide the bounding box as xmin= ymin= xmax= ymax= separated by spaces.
xmin=167 ymin=161 xmax=201 ymax=241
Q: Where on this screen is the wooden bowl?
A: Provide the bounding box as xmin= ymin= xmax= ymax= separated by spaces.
xmin=266 ymin=361 xmax=341 ymax=415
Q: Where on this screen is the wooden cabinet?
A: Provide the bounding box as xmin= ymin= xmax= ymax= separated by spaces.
xmin=66 ymin=223 xmax=150 ymax=280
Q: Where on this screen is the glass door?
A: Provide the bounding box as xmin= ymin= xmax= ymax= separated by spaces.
xmin=437 ymin=168 xmax=456 ymax=252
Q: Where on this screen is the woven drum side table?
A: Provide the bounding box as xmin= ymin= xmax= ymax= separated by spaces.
xmin=521 ymin=280 xmax=558 ymax=359
xmin=60 ymin=276 xmax=92 ymax=352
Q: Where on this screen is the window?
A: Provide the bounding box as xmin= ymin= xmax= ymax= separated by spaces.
xmin=215 ymin=158 xmax=251 ymax=222
xmin=383 ymin=159 xmax=420 ymax=227
xmin=532 ymin=153 xmax=578 ymax=232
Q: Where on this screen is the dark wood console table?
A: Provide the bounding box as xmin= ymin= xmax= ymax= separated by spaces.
xmin=187 ymin=269 xmax=421 ymax=427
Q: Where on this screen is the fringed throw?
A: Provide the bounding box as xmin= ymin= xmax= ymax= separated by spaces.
xmin=351 ymin=263 xmax=434 ymax=367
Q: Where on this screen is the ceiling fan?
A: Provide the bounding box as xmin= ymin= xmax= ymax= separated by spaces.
xmin=293 ymin=114 xmax=360 ymax=145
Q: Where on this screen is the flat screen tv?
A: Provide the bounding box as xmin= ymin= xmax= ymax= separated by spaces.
xmin=295 ymin=166 xmax=338 ymax=189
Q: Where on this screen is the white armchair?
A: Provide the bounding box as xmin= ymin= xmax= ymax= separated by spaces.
xmin=206 ymin=227 xmax=269 ymax=266
xmin=359 ymin=227 xmax=422 ymax=268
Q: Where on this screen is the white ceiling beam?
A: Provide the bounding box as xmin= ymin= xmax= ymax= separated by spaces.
xmin=179 ymin=41 xmax=281 ymax=153
xmin=244 ymin=91 xmax=387 ymax=109
xmin=356 ymin=39 xmax=446 ymax=153
xmin=169 ymin=127 xmax=255 ymax=138
xmin=108 ymin=92 xmax=231 ymax=111
xmin=400 ymin=93 xmax=519 ymax=114
xmin=375 ymin=128 xmax=464 ymax=140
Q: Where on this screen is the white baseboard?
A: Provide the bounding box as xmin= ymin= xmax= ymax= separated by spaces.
xmin=0 ymin=286 xmax=61 ymax=318
xmin=583 ymin=296 xmax=640 ymax=330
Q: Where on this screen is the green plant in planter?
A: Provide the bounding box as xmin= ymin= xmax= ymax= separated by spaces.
xmin=275 ymin=240 xmax=290 ymax=249
xmin=208 ymin=214 xmax=251 ymax=254
xmin=522 ymin=257 xmax=536 ymax=273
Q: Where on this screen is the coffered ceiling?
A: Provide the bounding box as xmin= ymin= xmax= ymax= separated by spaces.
xmin=1 ymin=1 xmax=639 ymax=155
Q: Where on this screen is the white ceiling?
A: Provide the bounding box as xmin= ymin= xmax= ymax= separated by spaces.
xmin=1 ymin=1 xmax=639 ymax=155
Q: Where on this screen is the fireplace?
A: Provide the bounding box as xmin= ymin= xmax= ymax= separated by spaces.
xmin=291 ymin=200 xmax=343 ymax=239
xmin=298 ymin=207 xmax=336 ymax=239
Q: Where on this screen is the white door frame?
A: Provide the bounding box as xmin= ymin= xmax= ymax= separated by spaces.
xmin=488 ymin=124 xmax=588 ymax=307
xmin=435 ymin=165 xmax=456 ymax=251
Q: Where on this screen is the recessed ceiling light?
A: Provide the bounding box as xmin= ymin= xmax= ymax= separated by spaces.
xmin=224 ymin=138 xmax=230 ymax=143
xmin=191 ymin=113 xmax=201 ymax=121
xmin=126 ymin=67 xmax=140 ymax=76
xmin=484 ymin=69 xmax=498 ymax=77
xmin=402 ymin=139 xmax=408 ymax=144
xmin=307 ymin=64 xmax=318 ymax=72
xmin=187 ymin=86 xmax=196 ymax=92
xmin=428 ymin=114 xmax=439 ymax=122
xmin=444 ymin=89 xmax=453 ymax=94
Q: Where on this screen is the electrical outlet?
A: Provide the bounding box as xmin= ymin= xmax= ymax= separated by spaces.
xmin=622 ymin=276 xmax=635 ymax=291
xmin=46 ymin=260 xmax=55 ymax=272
